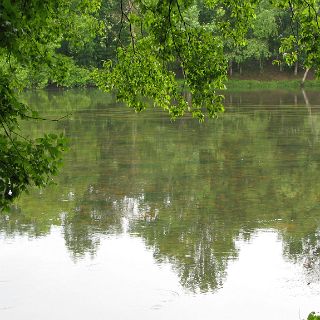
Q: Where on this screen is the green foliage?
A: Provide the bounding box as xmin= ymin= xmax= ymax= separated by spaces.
xmin=0 ymin=71 xmax=67 ymax=210
xmin=93 ymin=45 xmax=185 ymax=118
xmin=307 ymin=312 xmax=320 ymax=320
xmin=227 ymin=0 xmax=281 ymax=69
xmin=273 ymin=0 xmax=320 ymax=73
xmin=0 ymin=0 xmax=100 ymax=210
xmin=93 ymin=28 xmax=227 ymax=120
xmin=93 ymin=0 xmax=257 ymax=120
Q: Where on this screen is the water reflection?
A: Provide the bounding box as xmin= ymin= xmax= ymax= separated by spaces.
xmin=1 ymin=89 xmax=320 ymax=295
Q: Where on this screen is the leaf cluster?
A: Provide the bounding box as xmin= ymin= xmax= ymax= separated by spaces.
xmin=93 ymin=0 xmax=257 ymax=120
xmin=0 ymin=0 xmax=100 ymax=210
xmin=307 ymin=312 xmax=320 ymax=320
xmin=274 ymin=0 xmax=320 ymax=72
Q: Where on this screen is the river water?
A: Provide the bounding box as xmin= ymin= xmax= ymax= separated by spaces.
xmin=1 ymin=89 xmax=320 ymax=319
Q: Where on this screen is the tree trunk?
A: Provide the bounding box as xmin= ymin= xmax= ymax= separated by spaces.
xmin=128 ymin=0 xmax=136 ymax=47
xmin=229 ymin=60 xmax=233 ymax=76
xmin=259 ymin=58 xmax=263 ymax=73
xmin=294 ymin=61 xmax=298 ymax=76
xmin=303 ymin=88 xmax=316 ymax=134
xmin=302 ymin=88 xmax=310 ymax=106
xmin=301 ymin=67 xmax=310 ymax=87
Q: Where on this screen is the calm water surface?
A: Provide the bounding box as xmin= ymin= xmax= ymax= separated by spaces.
xmin=1 ymin=89 xmax=320 ymax=319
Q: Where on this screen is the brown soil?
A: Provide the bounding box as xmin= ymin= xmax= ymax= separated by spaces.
xmin=229 ymin=61 xmax=315 ymax=81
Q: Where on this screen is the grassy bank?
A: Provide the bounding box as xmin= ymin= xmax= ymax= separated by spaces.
xmin=226 ymin=79 xmax=320 ymax=90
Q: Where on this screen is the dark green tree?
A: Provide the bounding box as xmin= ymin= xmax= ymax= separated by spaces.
xmin=93 ymin=0 xmax=258 ymax=120
xmin=0 ymin=0 xmax=100 ymax=210
xmin=273 ymin=0 xmax=320 ymax=82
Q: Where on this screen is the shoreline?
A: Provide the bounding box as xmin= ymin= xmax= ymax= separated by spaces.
xmin=226 ymin=79 xmax=320 ymax=90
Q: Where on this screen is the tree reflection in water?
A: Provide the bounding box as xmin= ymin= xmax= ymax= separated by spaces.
xmin=1 ymin=89 xmax=320 ymax=292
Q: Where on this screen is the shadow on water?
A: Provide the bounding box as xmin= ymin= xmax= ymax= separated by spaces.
xmin=1 ymin=88 xmax=320 ymax=292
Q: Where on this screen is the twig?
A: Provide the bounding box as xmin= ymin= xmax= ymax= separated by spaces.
xmin=118 ymin=0 xmax=125 ymax=49
xmin=23 ymin=112 xmax=72 ymax=122
xmin=176 ymin=0 xmax=190 ymax=42
xmin=0 ymin=116 xmax=25 ymax=160
xmin=288 ymin=1 xmax=300 ymax=45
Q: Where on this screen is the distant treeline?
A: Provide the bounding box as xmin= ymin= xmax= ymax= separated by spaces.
xmin=1 ymin=0 xmax=310 ymax=89
xmin=60 ymin=0 xmax=313 ymax=81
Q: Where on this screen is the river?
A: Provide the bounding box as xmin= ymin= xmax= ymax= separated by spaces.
xmin=1 ymin=88 xmax=320 ymax=319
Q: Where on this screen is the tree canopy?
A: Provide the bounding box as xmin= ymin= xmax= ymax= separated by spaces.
xmin=1 ymin=0 xmax=320 ymax=209
xmin=0 ymin=0 xmax=101 ymax=209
